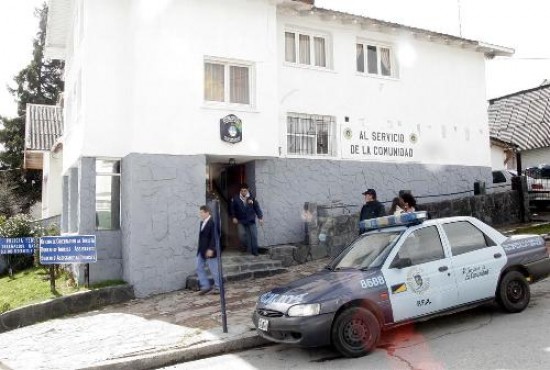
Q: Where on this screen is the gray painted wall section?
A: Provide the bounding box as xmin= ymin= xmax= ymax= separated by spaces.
xmin=253 ymin=158 xmax=493 ymax=246
xmin=61 ymin=176 xmax=68 ymax=233
xmin=121 ymin=154 xmax=205 ymax=298
xmin=68 ymin=168 xmax=78 ymax=233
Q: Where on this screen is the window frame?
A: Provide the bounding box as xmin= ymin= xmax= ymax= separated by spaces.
xmin=203 ymin=57 xmax=255 ymax=108
xmin=286 ymin=112 xmax=337 ymax=157
xmin=284 ymin=27 xmax=331 ymax=70
xmin=442 ymin=221 xmax=496 ymax=257
xmin=356 ymin=39 xmax=398 ymax=79
xmin=390 ymin=225 xmax=446 ymax=268
xmin=95 ymin=158 xmax=121 ymax=231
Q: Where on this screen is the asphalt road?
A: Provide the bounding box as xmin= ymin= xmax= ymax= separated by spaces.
xmin=162 ymin=278 xmax=550 ymax=370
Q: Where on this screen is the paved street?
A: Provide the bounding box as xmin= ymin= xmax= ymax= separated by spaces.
xmin=164 ymin=278 xmax=550 ymax=370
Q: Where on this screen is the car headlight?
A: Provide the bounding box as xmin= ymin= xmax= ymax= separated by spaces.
xmin=287 ymin=303 xmax=320 ymax=317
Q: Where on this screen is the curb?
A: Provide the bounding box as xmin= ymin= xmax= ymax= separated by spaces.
xmin=83 ymin=330 xmax=270 ymax=370
xmin=0 ymin=284 xmax=134 ymax=334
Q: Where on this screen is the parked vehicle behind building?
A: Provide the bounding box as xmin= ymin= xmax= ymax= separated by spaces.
xmin=525 ymin=165 xmax=550 ymax=210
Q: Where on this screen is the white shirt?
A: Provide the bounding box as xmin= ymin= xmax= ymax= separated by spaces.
xmin=201 ymin=216 xmax=211 ymax=231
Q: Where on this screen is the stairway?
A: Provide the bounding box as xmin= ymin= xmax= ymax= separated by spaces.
xmin=185 ymin=252 xmax=288 ymax=291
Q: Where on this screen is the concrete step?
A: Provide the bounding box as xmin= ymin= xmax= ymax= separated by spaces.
xmin=186 ymin=254 xmax=287 ymax=291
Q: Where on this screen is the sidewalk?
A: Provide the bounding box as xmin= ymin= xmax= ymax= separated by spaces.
xmin=0 ymin=256 xmax=329 ymax=370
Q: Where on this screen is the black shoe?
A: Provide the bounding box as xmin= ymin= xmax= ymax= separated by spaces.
xmin=252 ymin=253 xmax=259 ymax=256
xmin=198 ymin=288 xmax=212 ymax=295
xmin=209 ymin=288 xmax=220 ymax=295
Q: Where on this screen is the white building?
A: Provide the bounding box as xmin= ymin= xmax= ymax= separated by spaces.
xmin=44 ymin=0 xmax=512 ymax=297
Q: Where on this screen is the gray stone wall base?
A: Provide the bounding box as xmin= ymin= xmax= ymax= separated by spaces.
xmin=0 ymin=285 xmax=134 ymax=334
xmin=121 ymin=154 xmax=205 ymax=298
xmin=253 ymin=158 xmax=493 ymax=247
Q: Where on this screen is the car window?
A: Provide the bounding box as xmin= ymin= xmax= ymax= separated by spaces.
xmin=442 ymin=221 xmax=495 ymax=256
xmin=333 ymin=231 xmax=401 ymax=270
xmin=492 ymin=171 xmax=507 ymax=184
xmin=392 ymin=226 xmax=445 ymax=267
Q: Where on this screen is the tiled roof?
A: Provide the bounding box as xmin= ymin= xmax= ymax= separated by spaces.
xmin=25 ymin=104 xmax=64 ymax=151
xmin=488 ymin=84 xmax=550 ymax=151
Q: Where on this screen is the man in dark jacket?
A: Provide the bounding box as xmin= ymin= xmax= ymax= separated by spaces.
xmin=359 ymin=189 xmax=386 ymax=234
xmin=196 ymin=205 xmax=221 ymax=295
xmin=230 ymin=183 xmax=264 ymax=256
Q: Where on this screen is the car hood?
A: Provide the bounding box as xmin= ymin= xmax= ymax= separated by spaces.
xmin=257 ymin=268 xmax=381 ymax=313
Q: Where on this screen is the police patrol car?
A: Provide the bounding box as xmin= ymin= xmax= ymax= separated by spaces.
xmin=252 ymin=212 xmax=550 ymax=358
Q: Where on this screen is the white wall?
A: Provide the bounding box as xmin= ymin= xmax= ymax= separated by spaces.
xmin=42 ymin=151 xmax=64 ymax=218
xmin=490 ymin=144 xmax=506 ymax=169
xmin=278 ymin=12 xmax=490 ymax=167
xmin=61 ymin=0 xmax=493 ymax=172
xmin=62 ymin=0 xmax=279 ymax=172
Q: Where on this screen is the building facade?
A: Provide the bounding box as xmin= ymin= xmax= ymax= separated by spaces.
xmin=45 ymin=0 xmax=512 ymax=297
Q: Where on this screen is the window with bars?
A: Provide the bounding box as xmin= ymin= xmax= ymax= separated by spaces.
xmin=356 ymin=42 xmax=395 ymax=77
xmin=204 ymin=60 xmax=251 ymax=105
xmin=287 ymin=113 xmax=336 ymax=156
xmin=285 ymin=31 xmax=328 ymax=68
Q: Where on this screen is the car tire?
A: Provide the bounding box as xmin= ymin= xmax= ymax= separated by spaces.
xmin=498 ymin=270 xmax=530 ymax=313
xmin=331 ymin=307 xmax=380 ymax=358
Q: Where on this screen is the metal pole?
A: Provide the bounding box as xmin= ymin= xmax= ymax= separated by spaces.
xmin=7 ymin=255 xmax=12 ymax=278
xmin=85 ymin=263 xmax=90 ymax=288
xmin=50 ymin=265 xmax=55 ymax=292
xmin=214 ymin=199 xmax=228 ymax=333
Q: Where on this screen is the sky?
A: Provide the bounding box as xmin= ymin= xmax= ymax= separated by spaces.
xmin=0 ymin=0 xmax=549 ymax=118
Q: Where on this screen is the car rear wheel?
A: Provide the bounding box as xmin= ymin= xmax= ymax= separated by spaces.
xmin=498 ymin=271 xmax=530 ymax=313
xmin=331 ymin=307 xmax=380 ymax=358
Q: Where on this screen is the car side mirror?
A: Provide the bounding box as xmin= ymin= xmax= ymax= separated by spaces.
xmin=391 ymin=257 xmax=412 ymax=269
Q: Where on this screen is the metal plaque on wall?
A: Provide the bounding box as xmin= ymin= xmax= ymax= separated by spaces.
xmin=220 ymin=114 xmax=242 ymax=144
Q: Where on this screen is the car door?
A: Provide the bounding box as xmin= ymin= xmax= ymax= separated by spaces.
xmin=382 ymin=225 xmax=459 ymax=323
xmin=440 ymin=220 xmax=507 ymax=304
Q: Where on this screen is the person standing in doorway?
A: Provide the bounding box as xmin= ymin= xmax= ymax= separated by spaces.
xmin=196 ymin=205 xmax=221 ymax=295
xmin=359 ymin=188 xmax=386 ymax=234
xmin=230 ymin=183 xmax=264 ymax=256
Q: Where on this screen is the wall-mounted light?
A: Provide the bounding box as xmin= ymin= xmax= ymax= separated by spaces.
xmin=228 ymin=158 xmax=236 ymax=166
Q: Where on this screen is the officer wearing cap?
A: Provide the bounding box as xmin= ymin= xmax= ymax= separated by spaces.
xmin=359 ymin=189 xmax=386 ymax=234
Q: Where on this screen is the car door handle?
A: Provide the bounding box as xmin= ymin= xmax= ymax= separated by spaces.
xmin=494 ymin=253 xmax=502 ymax=259
xmin=438 ymin=266 xmax=448 ymax=272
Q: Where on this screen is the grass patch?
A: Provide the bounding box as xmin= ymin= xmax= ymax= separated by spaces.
xmin=0 ymin=267 xmax=126 ymax=314
xmin=513 ymin=223 xmax=550 ymax=235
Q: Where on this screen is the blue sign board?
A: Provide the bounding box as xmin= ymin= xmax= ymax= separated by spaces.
xmin=0 ymin=237 xmax=35 ymax=255
xmin=40 ymin=235 xmax=97 ymax=264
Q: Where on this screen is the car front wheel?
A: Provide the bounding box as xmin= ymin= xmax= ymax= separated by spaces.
xmin=331 ymin=307 xmax=381 ymax=358
xmin=498 ymin=270 xmax=530 ymax=313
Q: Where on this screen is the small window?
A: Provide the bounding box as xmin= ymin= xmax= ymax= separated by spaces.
xmin=96 ymin=159 xmax=121 ymax=231
xmin=443 ymin=221 xmax=495 ymax=256
xmin=287 ymin=113 xmax=336 ymax=156
xmin=393 ymin=226 xmax=445 ymax=266
xmin=204 ymin=60 xmax=251 ymax=105
xmin=285 ymin=30 xmax=329 ymax=68
xmin=357 ymin=42 xmax=396 ymax=77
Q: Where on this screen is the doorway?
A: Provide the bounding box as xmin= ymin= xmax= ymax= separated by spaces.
xmin=207 ymin=163 xmax=246 ymax=250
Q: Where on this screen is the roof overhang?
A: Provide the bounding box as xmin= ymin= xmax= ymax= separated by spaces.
xmin=45 ymin=0 xmax=72 ymax=60
xmin=277 ymin=1 xmax=514 ymax=58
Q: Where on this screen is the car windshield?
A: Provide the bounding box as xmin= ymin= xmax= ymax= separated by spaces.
xmin=330 ymin=231 xmax=402 ymax=270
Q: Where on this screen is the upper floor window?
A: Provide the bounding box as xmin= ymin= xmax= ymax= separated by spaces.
xmin=285 ymin=31 xmax=328 ymax=68
xmin=356 ymin=42 xmax=395 ymax=77
xmin=204 ymin=59 xmax=251 ymax=105
xmin=287 ymin=113 xmax=336 ymax=156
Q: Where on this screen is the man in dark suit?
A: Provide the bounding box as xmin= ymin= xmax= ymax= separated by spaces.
xmin=196 ymin=205 xmax=221 ymax=295
xmin=230 ymin=183 xmax=264 ymax=256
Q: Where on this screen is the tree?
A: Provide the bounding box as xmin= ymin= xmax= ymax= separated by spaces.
xmin=0 ymin=2 xmax=64 ymax=212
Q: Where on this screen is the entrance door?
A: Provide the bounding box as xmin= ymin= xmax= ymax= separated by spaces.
xmin=210 ymin=164 xmax=246 ymax=250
